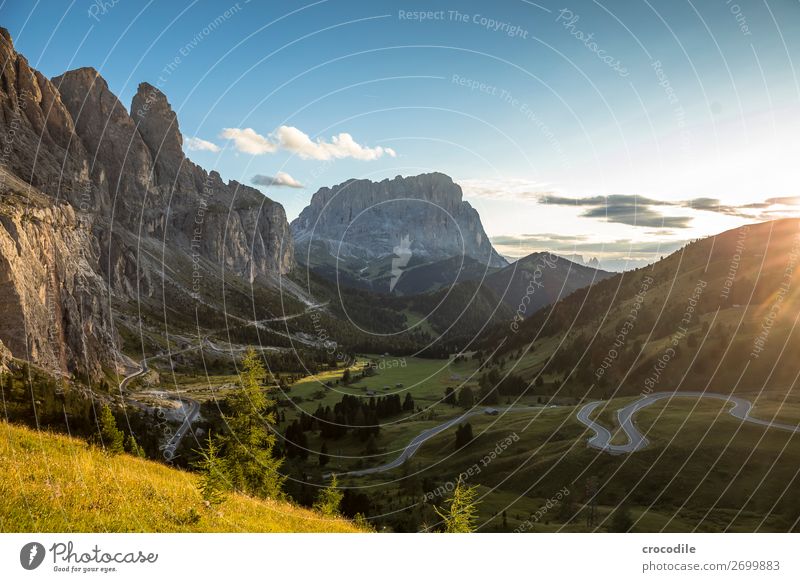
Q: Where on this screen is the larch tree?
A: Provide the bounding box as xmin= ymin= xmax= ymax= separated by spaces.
xmin=435 ymin=479 xmax=480 ymax=533
xmin=97 ymin=404 xmax=124 ymax=454
xmin=219 ymin=348 xmax=285 ymax=499
xmin=314 ymin=474 xmax=344 ymax=517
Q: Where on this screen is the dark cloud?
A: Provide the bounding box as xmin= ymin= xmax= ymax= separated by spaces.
xmin=682 ymin=196 xmax=800 ymax=219
xmin=582 ymin=204 xmax=692 ymax=228
xmin=539 ymin=194 xmax=692 ymax=228
xmin=682 ymin=197 xmax=751 ymax=217
xmin=742 ymin=196 xmax=800 ymax=209
xmin=539 ymin=192 xmax=800 ymax=228
xmin=539 ymin=193 xmax=672 ymax=207
xmin=684 ymin=197 xmax=728 ymax=211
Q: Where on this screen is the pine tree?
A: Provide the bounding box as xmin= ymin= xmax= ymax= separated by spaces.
xmin=314 ymin=474 xmax=344 ymax=517
xmin=124 ymin=434 xmax=145 ymax=458
xmin=454 ymin=422 xmax=474 ymax=450
xmin=353 ymin=512 xmax=373 ymax=531
xmin=435 ymin=479 xmax=480 ymax=533
xmin=458 ymin=387 xmax=475 ymax=409
xmin=194 ymin=434 xmax=229 ymax=507
xmin=97 ymin=404 xmax=124 ymax=454
xmin=610 ymin=502 xmax=634 ymax=532
xmin=219 ymin=349 xmax=285 ymax=499
xmin=319 ymin=442 xmax=330 ymax=467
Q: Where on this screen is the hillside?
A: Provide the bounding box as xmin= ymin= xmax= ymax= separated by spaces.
xmin=483 ymin=218 xmax=800 ymax=399
xmin=482 ymin=251 xmax=613 ymax=316
xmin=0 ymin=421 xmax=361 ymax=533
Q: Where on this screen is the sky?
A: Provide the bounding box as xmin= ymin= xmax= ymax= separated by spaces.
xmin=3 ymin=0 xmax=800 ymax=269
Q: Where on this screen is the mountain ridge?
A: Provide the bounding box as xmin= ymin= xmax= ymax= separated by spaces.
xmin=0 ymin=28 xmax=293 ymax=380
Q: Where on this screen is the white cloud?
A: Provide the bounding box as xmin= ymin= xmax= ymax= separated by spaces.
xmin=251 ymin=171 xmax=304 ymax=188
xmin=219 ymin=127 xmax=277 ymax=155
xmin=185 ymin=136 xmax=220 ymax=153
xmin=275 ymin=126 xmax=396 ymax=161
xmin=220 ymin=125 xmax=396 ymax=160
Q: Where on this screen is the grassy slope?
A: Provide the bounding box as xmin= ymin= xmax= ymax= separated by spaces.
xmin=0 ymin=422 xmax=361 ymax=533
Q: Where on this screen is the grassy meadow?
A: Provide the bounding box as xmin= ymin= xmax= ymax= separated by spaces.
xmin=0 ymin=421 xmax=361 ymax=533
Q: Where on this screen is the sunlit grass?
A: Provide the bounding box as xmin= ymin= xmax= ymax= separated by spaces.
xmin=0 ymin=422 xmax=362 ymax=533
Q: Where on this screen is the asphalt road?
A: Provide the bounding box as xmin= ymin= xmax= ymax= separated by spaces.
xmin=119 ymin=360 xmax=149 ymax=391
xmin=336 ymin=406 xmax=536 ymax=477
xmin=162 ymin=398 xmax=202 ymax=460
xmin=576 ymin=391 xmax=800 ymax=454
xmin=119 ymin=358 xmax=200 ymax=459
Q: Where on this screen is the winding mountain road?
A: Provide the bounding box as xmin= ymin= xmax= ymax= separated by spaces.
xmin=162 ymin=398 xmax=201 ymax=460
xmin=119 ymin=357 xmax=200 ymax=459
xmin=119 ymin=360 xmax=149 ymax=390
xmin=337 ymin=406 xmax=535 ymax=477
xmin=577 ymin=392 xmax=800 ymax=454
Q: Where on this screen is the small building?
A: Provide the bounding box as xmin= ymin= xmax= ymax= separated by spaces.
xmin=484 ymin=408 xmax=499 ymax=416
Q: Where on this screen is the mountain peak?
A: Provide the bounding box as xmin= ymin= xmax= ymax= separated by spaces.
xmin=0 ymin=26 xmax=13 ymax=46
xmin=56 ymin=66 xmax=106 ymax=88
xmin=291 ymin=172 xmax=506 ymax=292
xmin=131 ymin=81 xmax=184 ymax=185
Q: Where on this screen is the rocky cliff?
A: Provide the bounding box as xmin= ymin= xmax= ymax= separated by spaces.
xmin=291 ymin=173 xmax=506 ymax=291
xmin=0 ymin=28 xmax=292 ymax=380
xmin=0 ymin=175 xmax=116 ymax=379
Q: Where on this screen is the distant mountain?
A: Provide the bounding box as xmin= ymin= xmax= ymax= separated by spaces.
xmin=366 ymin=253 xmax=612 ymax=350
xmin=291 ymin=173 xmax=507 ymax=294
xmin=482 ymin=252 xmax=614 ymax=317
xmin=555 ymin=253 xmax=601 ymax=268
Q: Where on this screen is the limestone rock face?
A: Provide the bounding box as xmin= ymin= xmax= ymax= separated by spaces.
xmin=53 ymin=67 xmax=154 ymax=220
xmin=51 ymin=60 xmax=292 ymax=281
xmin=0 ymin=29 xmax=91 ymax=200
xmin=0 ymin=338 xmax=11 ymax=372
xmin=0 ymin=27 xmax=293 ymax=379
xmin=130 ymin=82 xmax=191 ymax=191
xmin=292 ymin=172 xmax=506 ymax=268
xmin=0 ymin=182 xmax=116 ymax=379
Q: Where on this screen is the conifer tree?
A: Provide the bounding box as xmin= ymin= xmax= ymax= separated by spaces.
xmin=97 ymin=404 xmax=124 ymax=454
xmin=219 ymin=349 xmax=285 ymax=499
xmin=194 ymin=434 xmax=229 ymax=507
xmin=319 ymin=442 xmax=330 ymax=467
xmin=124 ymin=433 xmax=145 ymax=458
xmin=435 ymin=479 xmax=480 ymax=533
xmin=458 ymin=387 xmax=474 ymax=409
xmin=314 ymin=474 xmax=344 ymax=517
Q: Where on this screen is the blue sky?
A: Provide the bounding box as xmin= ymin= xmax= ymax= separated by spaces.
xmin=3 ymin=0 xmax=800 ymax=268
